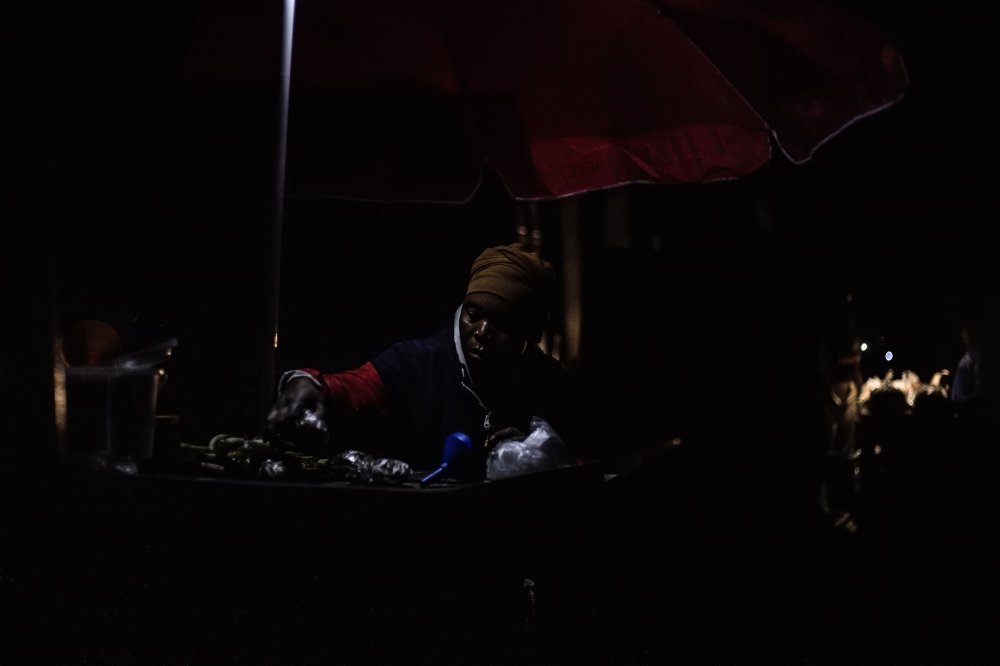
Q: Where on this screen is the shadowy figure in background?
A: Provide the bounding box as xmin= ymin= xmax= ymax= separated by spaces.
xmin=818 ymin=296 xmax=863 ymax=533
xmin=949 ymin=306 xmax=998 ymax=454
xmin=822 ymin=331 xmax=863 ymax=458
xmin=950 ymin=313 xmax=985 ymax=408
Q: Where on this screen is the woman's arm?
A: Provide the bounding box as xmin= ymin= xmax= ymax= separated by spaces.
xmin=298 ymin=362 xmax=388 ymax=429
xmin=268 ymin=362 xmax=393 ymax=450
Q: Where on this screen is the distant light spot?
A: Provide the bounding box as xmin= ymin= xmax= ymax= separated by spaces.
xmin=861 ymin=343 xmax=868 ymax=351
xmin=885 ymin=351 xmax=893 ymax=361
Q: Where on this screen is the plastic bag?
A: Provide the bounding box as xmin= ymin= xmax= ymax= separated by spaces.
xmin=486 ymin=417 xmax=568 ymax=481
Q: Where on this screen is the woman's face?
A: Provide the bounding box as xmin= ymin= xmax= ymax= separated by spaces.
xmin=459 ymin=293 xmax=528 ymax=377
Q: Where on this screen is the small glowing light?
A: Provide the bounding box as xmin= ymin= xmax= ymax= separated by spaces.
xmin=861 ymin=343 xmax=868 ymax=351
xmin=885 ymin=351 xmax=893 ymax=361
xmin=273 ymin=333 xmax=279 ymax=348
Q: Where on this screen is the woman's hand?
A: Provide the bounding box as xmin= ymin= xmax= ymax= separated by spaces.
xmin=266 ymin=377 xmax=330 ymax=445
xmin=487 ymin=427 xmax=526 ymax=449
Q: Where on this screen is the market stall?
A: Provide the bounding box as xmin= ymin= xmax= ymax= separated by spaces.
xmin=12 ymin=0 xmax=911 ymax=657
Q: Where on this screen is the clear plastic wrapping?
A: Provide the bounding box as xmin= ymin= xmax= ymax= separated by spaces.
xmin=486 ymin=417 xmax=568 ymax=481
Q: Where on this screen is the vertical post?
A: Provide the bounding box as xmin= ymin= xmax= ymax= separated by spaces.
xmin=258 ymin=0 xmax=297 ymax=435
xmin=524 ymin=202 xmax=550 ymax=354
xmin=515 ymin=202 xmax=528 ymax=246
xmin=527 ymin=201 xmax=542 ymax=256
xmin=50 ymin=258 xmax=68 ymax=463
xmin=561 ymin=197 xmax=582 ymax=370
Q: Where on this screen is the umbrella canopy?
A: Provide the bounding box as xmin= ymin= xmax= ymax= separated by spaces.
xmin=184 ymin=0 xmax=907 ymax=201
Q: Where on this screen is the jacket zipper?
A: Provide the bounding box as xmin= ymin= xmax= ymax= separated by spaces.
xmin=455 ymin=308 xmax=492 ymax=448
xmin=460 ymin=377 xmax=491 ymax=449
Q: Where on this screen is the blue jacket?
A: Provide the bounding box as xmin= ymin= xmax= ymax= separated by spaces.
xmin=371 ymin=308 xmax=581 ymax=469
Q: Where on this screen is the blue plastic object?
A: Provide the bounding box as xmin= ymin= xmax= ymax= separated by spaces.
xmin=420 ymin=432 xmax=474 ymax=486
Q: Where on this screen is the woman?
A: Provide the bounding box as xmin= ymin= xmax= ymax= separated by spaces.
xmin=266 ymin=243 xmax=584 ymax=470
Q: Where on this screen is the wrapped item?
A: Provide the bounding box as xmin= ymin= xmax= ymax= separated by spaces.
xmin=328 ymin=450 xmax=411 ymax=485
xmin=183 ymin=435 xmax=411 ymax=484
xmin=258 ymin=459 xmax=289 ymax=480
xmin=329 ymin=450 xmax=374 ymax=482
xmin=368 ymin=457 xmax=412 ymax=485
xmin=486 ymin=417 xmax=568 ymax=481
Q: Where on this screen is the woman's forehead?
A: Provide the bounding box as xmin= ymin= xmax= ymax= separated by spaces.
xmin=464 ymin=292 xmax=519 ymax=316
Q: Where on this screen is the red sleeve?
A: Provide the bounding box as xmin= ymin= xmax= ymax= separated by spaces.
xmin=300 ymin=362 xmax=388 ymax=431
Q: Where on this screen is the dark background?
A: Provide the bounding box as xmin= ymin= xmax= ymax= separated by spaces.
xmin=2 ymin=0 xmax=997 ymax=662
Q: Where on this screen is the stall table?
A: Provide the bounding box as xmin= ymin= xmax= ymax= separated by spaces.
xmin=4 ymin=462 xmax=605 ymax=655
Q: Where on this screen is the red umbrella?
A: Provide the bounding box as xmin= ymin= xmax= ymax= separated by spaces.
xmin=183 ymin=0 xmax=907 ymax=428
xmin=185 ymin=0 xmax=907 ymax=201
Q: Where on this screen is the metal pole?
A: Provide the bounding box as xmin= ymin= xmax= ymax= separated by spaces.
xmin=258 ymin=0 xmax=297 ymax=435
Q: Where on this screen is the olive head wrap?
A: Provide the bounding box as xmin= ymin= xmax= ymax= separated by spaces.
xmin=466 ymin=243 xmax=555 ymax=342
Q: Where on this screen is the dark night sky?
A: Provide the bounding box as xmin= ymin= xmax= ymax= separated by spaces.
xmin=3 ymin=0 xmax=997 ymax=451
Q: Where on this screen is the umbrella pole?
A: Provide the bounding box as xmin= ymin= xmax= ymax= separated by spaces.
xmin=258 ymin=0 xmax=297 ymax=436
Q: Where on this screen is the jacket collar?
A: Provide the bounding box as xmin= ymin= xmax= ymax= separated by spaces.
xmin=453 ymin=306 xmax=475 ymax=390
